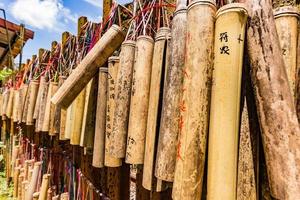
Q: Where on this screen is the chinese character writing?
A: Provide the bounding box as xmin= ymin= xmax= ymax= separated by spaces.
xmin=220 ymin=46 xmax=230 ymax=55
xmin=220 ymin=32 xmax=228 ymax=42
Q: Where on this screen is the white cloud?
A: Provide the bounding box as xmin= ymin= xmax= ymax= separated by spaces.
xmin=9 ymin=0 xmax=77 ymax=32
xmin=83 ymin=0 xmax=101 ymax=8
xmin=0 ymin=2 xmax=4 ymax=8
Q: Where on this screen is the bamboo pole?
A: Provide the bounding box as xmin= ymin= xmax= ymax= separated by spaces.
xmin=126 ymin=36 xmax=154 ymax=164
xmin=246 ymin=0 xmax=300 ymax=198
xmin=6 ymin=88 xmax=14 ymax=118
xmin=51 ymin=25 xmax=125 ymax=108
xmin=2 ymin=89 xmax=9 ymax=117
xmin=33 ymin=76 xmax=45 ymax=121
xmin=22 ymin=181 xmax=29 ymax=200
xmin=155 ymin=0 xmax=187 ymax=182
xmin=172 ymin=0 xmax=216 ymax=199
xmin=49 ymin=83 xmax=59 ymax=136
xmin=274 ymin=6 xmax=299 ymax=100
xmin=22 ymin=83 xmax=31 ymax=123
xmin=36 ymin=78 xmax=49 ymax=132
xmin=105 ymin=56 xmax=122 ymax=167
xmin=26 ymin=80 xmax=39 ymax=125
xmin=110 ymin=40 xmax=136 ymax=158
xmin=18 ymin=173 xmax=24 ymax=199
xmin=143 ymin=27 xmax=170 ymax=190
xmin=25 ymin=161 xmax=42 ymax=200
xmin=92 ymin=66 xmax=108 ymax=168
xmin=42 ymin=82 xmax=58 ymax=132
xmin=13 ymin=167 xmax=20 ymax=198
xmin=57 ymin=77 xmax=67 ymax=140
xmin=12 ymin=89 xmax=19 ymax=122
xmin=206 ymin=3 xmax=248 ymax=200
xmin=38 ymin=174 xmax=51 ymax=200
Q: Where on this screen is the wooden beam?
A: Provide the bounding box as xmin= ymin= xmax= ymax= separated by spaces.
xmin=0 ymin=18 xmax=34 ymax=40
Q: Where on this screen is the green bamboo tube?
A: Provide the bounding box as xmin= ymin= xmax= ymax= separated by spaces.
xmin=36 ymin=79 xmax=49 ymax=132
xmin=33 ymin=192 xmax=39 ymax=200
xmin=48 ymin=83 xmax=59 ymax=135
xmin=33 ymin=77 xmax=46 ymax=120
xmin=25 ymin=161 xmax=42 ymax=200
xmin=13 ymin=89 xmax=20 ymax=122
xmin=6 ymin=88 xmax=14 ymax=118
xmin=38 ymin=174 xmax=50 ymax=200
xmin=26 ymin=80 xmax=40 ymax=125
xmin=42 ymin=82 xmax=58 ymax=132
xmin=110 ymin=40 xmax=136 ymax=158
xmin=58 ymin=77 xmax=68 ymax=140
xmin=143 ymin=27 xmax=171 ymax=190
xmin=125 ymin=36 xmax=154 ymax=164
xmin=274 ymin=6 xmax=299 ymax=99
xmin=172 ymin=0 xmax=216 ymax=199
xmin=70 ymin=88 xmax=86 ymax=145
xmin=155 ymin=0 xmax=187 ymax=182
xmin=92 ymin=67 xmax=108 ymax=168
xmin=22 ymin=84 xmax=30 ymax=123
xmin=105 ymin=56 xmax=122 ymax=167
xmin=207 ymin=4 xmax=248 ymax=200
xmin=13 ymin=167 xmax=20 ymax=198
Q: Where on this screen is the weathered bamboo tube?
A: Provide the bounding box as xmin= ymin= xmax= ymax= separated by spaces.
xmin=12 ymin=145 xmax=19 ymax=173
xmin=246 ymin=0 xmax=300 ymax=198
xmin=28 ymin=169 xmax=33 ymax=182
xmin=274 ymin=6 xmax=299 ymax=99
xmin=38 ymin=174 xmax=51 ymax=200
xmin=143 ymin=27 xmax=170 ymax=190
xmin=172 ymin=0 xmax=216 ymax=199
xmin=6 ymin=88 xmax=14 ymax=118
xmin=155 ymin=1 xmax=187 ymax=182
xmin=64 ymin=104 xmax=74 ymax=139
xmin=22 ymin=181 xmax=29 ymax=200
xmin=25 ymin=161 xmax=42 ymax=200
xmin=125 ymin=36 xmax=154 ymax=164
xmin=26 ymin=80 xmax=40 ymax=125
xmin=92 ymin=67 xmax=108 ymax=168
xmin=36 ymin=79 xmax=49 ymax=132
xmin=106 ymin=167 xmax=121 ymax=200
xmin=18 ymin=84 xmax=28 ymax=122
xmin=18 ymin=173 xmax=24 ymax=199
xmin=105 ymin=56 xmax=122 ymax=167
xmin=34 ymin=77 xmax=46 ymax=120
xmin=206 ymin=4 xmax=248 ymax=200
xmin=57 ymin=77 xmax=67 ymax=140
xmin=22 ymin=84 xmax=31 ymax=123
xmin=51 ymin=25 xmax=125 ymax=108
xmin=49 ymin=83 xmax=59 ymax=135
xmin=42 ymin=82 xmax=58 ymax=132
xmin=2 ymin=90 xmax=9 ymax=117
xmin=33 ymin=192 xmax=40 ymax=200
xmin=110 ymin=40 xmax=136 ymax=158
xmin=14 ymin=167 xmax=21 ymax=198
xmin=13 ymin=89 xmax=20 ymax=122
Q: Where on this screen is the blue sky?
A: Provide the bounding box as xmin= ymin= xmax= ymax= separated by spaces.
xmin=0 ymin=0 xmax=131 ymax=62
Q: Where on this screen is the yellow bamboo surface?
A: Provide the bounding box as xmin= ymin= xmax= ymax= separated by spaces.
xmin=6 ymin=88 xmax=14 ymax=118
xmin=13 ymin=167 xmax=20 ymax=198
xmin=12 ymin=89 xmax=20 ymax=122
xmin=64 ymin=103 xmax=74 ymax=140
xmin=25 ymin=161 xmax=42 ymax=200
xmin=38 ymin=174 xmax=50 ymax=200
xmin=207 ymin=3 xmax=248 ymax=200
xmin=42 ymin=82 xmax=58 ymax=132
xmin=26 ymin=80 xmax=40 ymax=125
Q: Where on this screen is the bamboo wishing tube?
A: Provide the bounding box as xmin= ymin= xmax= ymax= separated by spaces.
xmin=105 ymin=56 xmax=122 ymax=167
xmin=18 ymin=84 xmax=28 ymax=122
xmin=0 ymin=93 xmax=3 ymax=118
xmin=18 ymin=173 xmax=24 ymax=199
xmin=155 ymin=0 xmax=187 ymax=182
xmin=274 ymin=6 xmax=299 ymax=99
xmin=2 ymin=90 xmax=9 ymax=117
xmin=25 ymin=161 xmax=42 ymax=200
xmin=206 ymin=4 xmax=248 ymax=200
xmin=110 ymin=40 xmax=136 ymax=158
xmin=125 ymin=36 xmax=154 ymax=164
xmin=143 ymin=27 xmax=171 ymax=191
xmin=92 ymin=67 xmax=108 ymax=168
xmin=26 ymin=80 xmax=39 ymax=125
xmin=34 ymin=77 xmax=46 ymax=120
xmin=22 ymin=181 xmax=29 ymax=200
xmin=22 ymin=84 xmax=31 ymax=123
xmin=57 ymin=77 xmax=67 ymax=140
xmin=49 ymin=83 xmax=58 ymax=136
xmin=42 ymin=82 xmax=58 ymax=132
xmin=36 ymin=78 xmax=49 ymax=132
xmin=64 ymin=104 xmax=74 ymax=140
xmin=172 ymin=0 xmax=216 ymax=199
xmin=13 ymin=89 xmax=20 ymax=122
xmin=38 ymin=174 xmax=51 ymax=200
xmin=13 ymin=167 xmax=20 ymax=198
xmin=51 ymin=25 xmax=125 ymax=108
xmin=6 ymin=88 xmax=14 ymax=118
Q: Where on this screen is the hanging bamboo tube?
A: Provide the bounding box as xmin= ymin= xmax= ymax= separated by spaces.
xmin=143 ymin=27 xmax=171 ymax=190
xmin=49 ymin=83 xmax=59 ymax=135
xmin=22 ymin=181 xmax=29 ymax=200
xmin=33 ymin=77 xmax=45 ymax=121
xmin=206 ymin=4 xmax=248 ymax=200
xmin=274 ymin=6 xmax=299 ymax=99
xmin=51 ymin=25 xmax=125 ymax=108
xmin=13 ymin=167 xmax=21 ymax=198
xmin=6 ymin=88 xmax=14 ymax=118
xmin=18 ymin=173 xmax=24 ymax=199
xmin=155 ymin=0 xmax=187 ymax=182
xmin=36 ymin=77 xmax=49 ymax=132
xmin=92 ymin=67 xmax=108 ymax=168
xmin=42 ymin=82 xmax=58 ymax=132
xmin=105 ymin=56 xmax=122 ymax=167
xmin=38 ymin=174 xmax=51 ymax=200
xmin=25 ymin=161 xmax=42 ymax=200
xmin=13 ymin=89 xmax=20 ymax=122
xmin=57 ymin=77 xmax=67 ymax=140
xmin=246 ymin=0 xmax=300 ymax=198
xmin=172 ymin=0 xmax=216 ymax=199
xmin=26 ymin=80 xmax=39 ymax=125
xmin=125 ymin=36 xmax=154 ymax=164
xmin=110 ymin=40 xmax=136 ymax=158
xmin=22 ymin=83 xmax=31 ymax=123
xmin=2 ymin=89 xmax=9 ymax=117
xmin=18 ymin=84 xmax=28 ymax=122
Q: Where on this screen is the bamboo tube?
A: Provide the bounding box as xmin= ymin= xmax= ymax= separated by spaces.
xmin=49 ymin=83 xmax=59 ymax=135
xmin=28 ymin=169 xmax=33 ymax=182
xmin=6 ymin=88 xmax=14 ymax=118
xmin=42 ymin=82 xmax=58 ymax=132
xmin=51 ymin=25 xmax=125 ymax=108
xmin=172 ymin=0 xmax=216 ymax=199
xmin=36 ymin=79 xmax=49 ymax=132
xmin=0 ymin=93 xmax=2 ymax=118
xmin=14 ymin=167 xmax=21 ymax=198
xmin=13 ymin=89 xmax=20 ymax=122
xmin=143 ymin=28 xmax=170 ymax=190
xmin=34 ymin=77 xmax=46 ymax=120
xmin=18 ymin=173 xmax=24 ymax=199
xmin=105 ymin=56 xmax=122 ymax=167
xmin=92 ymin=67 xmax=108 ymax=168
xmin=26 ymin=80 xmax=40 ymax=125
xmin=24 ymin=160 xmax=30 ymax=181
xmin=22 ymin=181 xmax=29 ymax=200
xmin=57 ymin=77 xmax=67 ymax=140
xmin=11 ymin=145 xmax=19 ymax=173
xmin=2 ymin=89 xmax=9 ymax=117
xmin=274 ymin=6 xmax=299 ymax=99
xmin=64 ymin=104 xmax=73 ymax=140
xmin=110 ymin=40 xmax=136 ymax=158
xmin=106 ymin=167 xmax=121 ymax=200
xmin=247 ymin=0 xmax=300 ymax=198
xmin=38 ymin=174 xmax=51 ymax=200
xmin=206 ymin=4 xmax=248 ymax=200
xmin=155 ymin=0 xmax=187 ymax=182
xmin=25 ymin=161 xmax=42 ymax=200
xmin=33 ymin=192 xmax=40 ymax=200
xmin=125 ymin=36 xmax=154 ymax=164
xmin=18 ymin=84 xmax=28 ymax=122
xmin=22 ymin=84 xmax=31 ymax=123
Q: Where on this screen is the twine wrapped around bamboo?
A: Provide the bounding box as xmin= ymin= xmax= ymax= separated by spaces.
xmin=143 ymin=27 xmax=171 ymax=191
xmin=42 ymin=82 xmax=58 ymax=132
xmin=36 ymin=79 xmax=49 ymax=132
xmin=38 ymin=174 xmax=51 ymax=200
xmin=274 ymin=6 xmax=299 ymax=99
xmin=25 ymin=161 xmax=42 ymax=200
xmin=26 ymin=80 xmax=40 ymax=125
xmin=6 ymin=88 xmax=14 ymax=118
xmin=172 ymin=0 xmax=216 ymax=199
xmin=125 ymin=36 xmax=154 ymax=164
xmin=207 ymin=4 xmax=248 ymax=200
xmin=92 ymin=67 xmax=108 ymax=168
xmin=110 ymin=40 xmax=136 ymax=158
xmin=22 ymin=84 xmax=31 ymax=123
xmin=246 ymin=0 xmax=300 ymax=198
xmin=105 ymin=56 xmax=122 ymax=167
xmin=51 ymin=25 xmax=125 ymax=108
xmin=12 ymin=89 xmax=20 ymax=122
xmin=13 ymin=167 xmax=20 ymax=198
